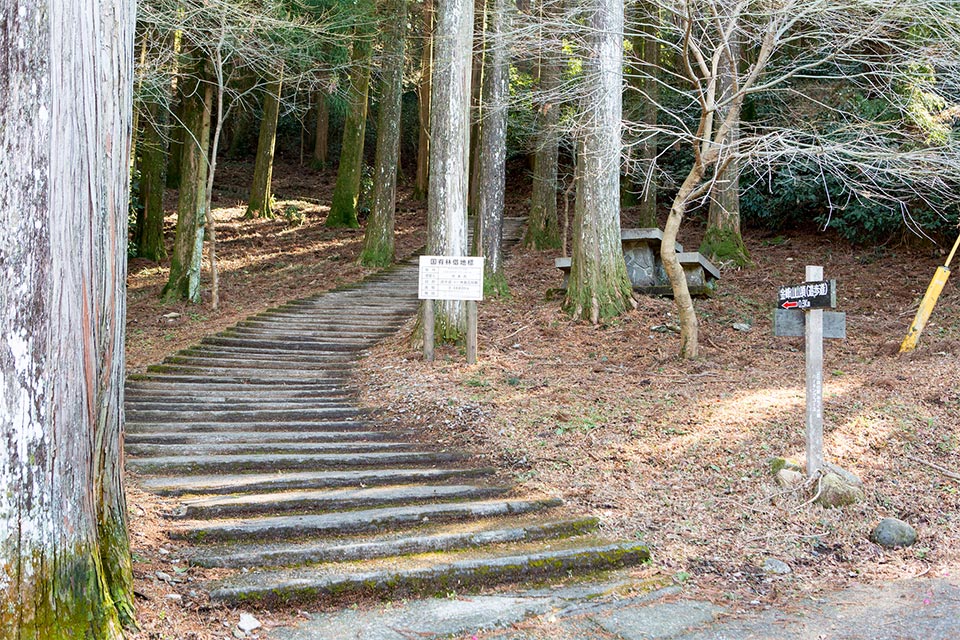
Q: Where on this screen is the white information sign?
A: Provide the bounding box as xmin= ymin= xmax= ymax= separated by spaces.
xmin=418 ymin=255 xmax=485 ymax=301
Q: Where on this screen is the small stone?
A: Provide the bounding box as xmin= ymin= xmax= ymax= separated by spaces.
xmin=815 ymin=472 xmax=864 ymax=508
xmin=232 ymin=629 xmax=246 ymax=639
xmin=776 ymin=469 xmax=804 ymax=488
xmin=158 ymin=548 xmax=170 ymax=555
xmin=870 ymin=518 xmax=918 ymax=548
xmin=762 ymin=558 xmax=792 ymax=575
xmin=155 ymin=571 xmax=174 ymax=583
xmin=238 ymin=613 xmax=262 ymax=633
xmin=164 ymin=593 xmax=182 ymax=602
xmin=770 ymin=457 xmax=803 ymax=475
xmin=732 ymin=323 xmax=752 ymax=332
xmin=824 ymin=462 xmax=863 ymax=488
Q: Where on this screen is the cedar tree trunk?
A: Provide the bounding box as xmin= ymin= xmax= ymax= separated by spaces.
xmin=0 ymin=0 xmax=136 ymax=635
xmin=246 ymin=70 xmax=283 ymax=219
xmin=361 ymin=0 xmax=408 ymax=267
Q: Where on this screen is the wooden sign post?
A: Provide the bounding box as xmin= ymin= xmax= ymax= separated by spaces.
xmin=773 ymin=266 xmax=845 ymax=479
xmin=418 ymin=256 xmax=484 ymax=364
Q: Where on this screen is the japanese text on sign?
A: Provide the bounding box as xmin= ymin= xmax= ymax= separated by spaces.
xmin=777 ymin=280 xmax=835 ymax=310
xmin=418 ymin=255 xmax=485 ymax=301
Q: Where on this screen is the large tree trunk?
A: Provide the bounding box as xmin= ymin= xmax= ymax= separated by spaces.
xmin=328 ymin=38 xmax=373 ymax=228
xmin=426 ymin=0 xmax=474 ymax=341
xmin=246 ymin=70 xmax=283 ymax=219
xmin=524 ymin=0 xmax=561 ymax=250
xmin=468 ymin=2 xmax=485 ymax=219
xmin=166 ymin=79 xmax=186 ymax=189
xmin=0 ymin=0 xmax=135 ymax=636
xmin=474 ymin=0 xmax=511 ymax=295
xmin=634 ymin=2 xmax=659 ymax=228
xmin=313 ymin=90 xmax=330 ymax=166
xmin=138 ymin=99 xmax=168 ymax=262
xmin=163 ymin=51 xmax=212 ymax=303
xmin=701 ymin=35 xmax=750 ymax=265
xmin=361 ymin=0 xmax=408 ymax=267
xmin=563 ymin=0 xmax=634 ymax=323
xmin=414 ymin=0 xmax=434 ymax=200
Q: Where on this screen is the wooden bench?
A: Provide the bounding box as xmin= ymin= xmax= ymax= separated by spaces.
xmin=554 ymin=228 xmax=720 ymax=297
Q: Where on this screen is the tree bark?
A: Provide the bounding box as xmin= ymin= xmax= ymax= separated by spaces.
xmin=138 ymin=99 xmax=168 ymax=262
xmin=474 ymin=0 xmax=512 ymax=295
xmin=246 ymin=70 xmax=283 ymax=219
xmin=414 ymin=0 xmax=434 ymax=200
xmin=328 ymin=38 xmax=373 ymax=228
xmin=361 ymin=0 xmax=409 ymax=267
xmin=563 ymin=0 xmax=634 ymax=323
xmin=634 ymin=2 xmax=659 ymax=227
xmin=163 ymin=50 xmax=212 ymax=303
xmin=662 ymin=165 xmax=703 ymax=359
xmin=524 ymin=0 xmax=561 ymax=250
xmin=468 ymin=1 xmax=486 ymax=218
xmin=702 ymin=34 xmax=750 ymax=265
xmin=166 ymin=79 xmax=186 ymax=189
xmin=0 ymin=0 xmax=135 ymax=636
xmin=314 ymin=90 xmax=330 ymax=167
xmin=426 ymin=0 xmax=474 ymax=341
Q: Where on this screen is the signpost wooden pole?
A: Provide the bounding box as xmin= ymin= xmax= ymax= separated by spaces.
xmin=805 ymin=265 xmax=825 ymax=479
xmin=773 ymin=266 xmax=845 ymax=480
xmin=423 ymin=300 xmax=435 ymax=362
xmin=466 ymin=300 xmax=478 ymax=364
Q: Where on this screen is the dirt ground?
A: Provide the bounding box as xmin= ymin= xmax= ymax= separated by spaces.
xmin=125 ymin=161 xmax=960 ymax=638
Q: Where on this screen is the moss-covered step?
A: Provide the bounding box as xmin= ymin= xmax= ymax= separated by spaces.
xmin=172 ymin=483 xmax=511 ymax=519
xmin=188 ymin=516 xmax=600 ymax=568
xmin=170 ymin=498 xmax=563 ymax=543
xmin=199 ymin=336 xmax=366 ymax=352
xmin=125 ymin=429 xmax=399 ymax=446
xmin=128 ymin=450 xmax=465 ymax=475
xmin=205 ymin=539 xmax=650 ymax=605
xmin=125 ymin=439 xmax=416 ymax=459
xmin=162 ymin=355 xmax=358 ymax=371
xmin=175 ymin=345 xmax=358 ymax=361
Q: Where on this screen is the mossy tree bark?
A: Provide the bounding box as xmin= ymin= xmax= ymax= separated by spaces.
xmin=701 ymin=36 xmax=751 ymax=266
xmin=137 ymin=99 xmax=168 ymax=262
xmin=563 ymin=0 xmax=634 ymax=323
xmin=246 ymin=69 xmax=283 ymax=219
xmin=328 ymin=38 xmax=373 ymax=228
xmin=474 ymin=0 xmax=512 ymax=296
xmin=414 ymin=0 xmax=434 ymax=200
xmin=313 ymin=90 xmax=330 ymax=167
xmin=0 ymin=0 xmax=135 ymax=636
xmin=424 ymin=0 xmax=474 ymax=342
xmin=361 ymin=0 xmax=408 ymax=267
xmin=166 ymin=80 xmax=186 ymax=189
xmin=163 ymin=51 xmax=212 ymax=303
xmin=467 ymin=6 xmax=486 ymax=219
xmin=525 ymin=0 xmax=562 ymax=250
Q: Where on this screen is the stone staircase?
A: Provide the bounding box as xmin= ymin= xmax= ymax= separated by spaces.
xmin=126 ymin=219 xmax=649 ymax=607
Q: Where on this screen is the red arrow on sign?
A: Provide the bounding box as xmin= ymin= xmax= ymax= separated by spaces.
xmin=782 ymin=301 xmax=799 ymax=309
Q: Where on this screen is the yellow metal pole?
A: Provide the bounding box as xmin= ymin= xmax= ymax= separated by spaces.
xmin=900 ymin=233 xmax=960 ymax=353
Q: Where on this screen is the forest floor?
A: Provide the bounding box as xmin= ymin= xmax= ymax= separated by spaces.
xmin=125 ymin=160 xmax=960 ymax=639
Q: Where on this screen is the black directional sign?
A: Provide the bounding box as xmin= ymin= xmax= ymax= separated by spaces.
xmin=777 ymin=280 xmax=836 ymax=310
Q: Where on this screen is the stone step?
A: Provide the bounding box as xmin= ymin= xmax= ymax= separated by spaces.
xmin=227 ymin=324 xmax=398 ymax=337
xmin=124 ymin=387 xmax=350 ymax=400
xmin=138 ymin=467 xmax=497 ymax=496
xmin=125 ymin=407 xmax=365 ymax=423
xmin=125 ymin=398 xmax=353 ymax=411
xmin=145 ymin=364 xmax=354 ymax=379
xmin=126 ymin=440 xmax=415 ymax=458
xmin=220 ymin=328 xmax=389 ymax=343
xmin=163 ymin=355 xmax=358 ymax=371
xmin=200 ymin=336 xmax=365 ymax=352
xmin=125 ymin=420 xmax=372 ymax=434
xmin=236 ymin=318 xmax=407 ymax=331
xmin=172 ymin=483 xmax=510 ymax=519
xmin=188 ymin=516 xmax=600 ymax=568
xmin=177 ymin=346 xmax=358 ymax=362
xmin=126 ymin=373 xmax=352 ymax=386
xmin=128 ymin=450 xmax=464 ymax=475
xmin=125 ymin=430 xmax=398 ymax=445
xmin=170 ymin=498 xmax=562 ymax=543
xmin=205 ymin=538 xmax=650 ymax=605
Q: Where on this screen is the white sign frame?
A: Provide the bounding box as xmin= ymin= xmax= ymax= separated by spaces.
xmin=418 ymin=255 xmax=485 ymax=301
